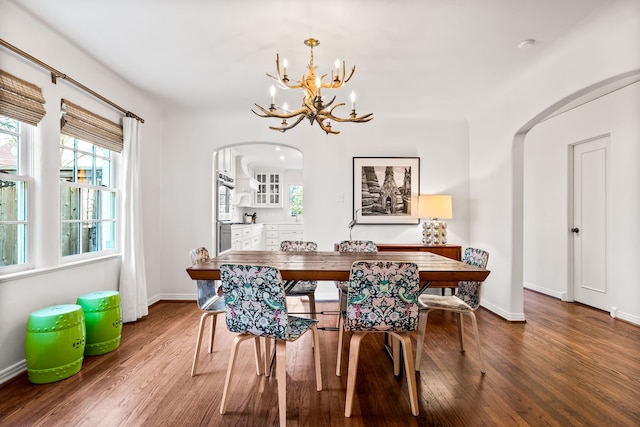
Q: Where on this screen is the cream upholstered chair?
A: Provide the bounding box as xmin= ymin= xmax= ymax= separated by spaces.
xmin=336 ymin=260 xmax=420 ymax=417
xmin=414 ymin=247 xmax=489 ymax=374
xmin=280 ymin=240 xmax=318 ymax=319
xmin=189 ymin=247 xmax=226 ymax=377
xmin=219 ymin=263 xmax=322 ymax=427
xmin=336 ymin=240 xmax=377 ymax=319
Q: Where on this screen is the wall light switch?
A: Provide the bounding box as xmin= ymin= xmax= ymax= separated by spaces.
xmin=336 ymin=192 xmax=344 ymax=202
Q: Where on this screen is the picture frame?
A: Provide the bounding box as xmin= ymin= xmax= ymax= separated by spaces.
xmin=353 ymin=156 xmax=420 ymax=225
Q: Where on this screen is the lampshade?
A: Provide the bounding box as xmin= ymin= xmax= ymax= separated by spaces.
xmin=418 ymin=195 xmax=453 ymax=219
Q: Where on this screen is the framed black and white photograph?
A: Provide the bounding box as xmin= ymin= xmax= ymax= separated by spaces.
xmin=353 ymin=157 xmax=420 ymax=225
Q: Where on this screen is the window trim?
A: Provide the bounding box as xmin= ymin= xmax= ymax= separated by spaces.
xmin=0 ymin=119 xmax=33 ymax=274
xmin=59 ymin=180 xmax=119 ymax=262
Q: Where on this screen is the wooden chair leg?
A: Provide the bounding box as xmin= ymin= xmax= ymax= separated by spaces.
xmin=392 ymin=336 xmax=401 ymax=376
xmin=414 ymin=309 xmax=429 ymax=371
xmin=456 ymin=312 xmax=465 ymax=352
xmin=336 ymin=316 xmax=345 ymax=376
xmin=191 ymin=311 xmax=211 ymax=377
xmin=308 ymin=293 xmax=317 ymax=320
xmin=276 ymin=340 xmax=287 ymax=427
xmin=467 ymin=312 xmax=487 ymax=374
xmin=345 ymin=332 xmax=366 ymax=417
xmin=208 ymin=313 xmax=217 ymax=353
xmin=220 ymin=334 xmax=253 ymax=414
xmin=311 ymin=325 xmax=323 ymax=391
xmin=254 ymin=337 xmax=264 ymax=376
xmin=263 ymin=337 xmax=271 ymax=376
xmin=391 ymin=332 xmax=419 ymax=416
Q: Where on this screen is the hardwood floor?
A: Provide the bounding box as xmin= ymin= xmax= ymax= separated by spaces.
xmin=1 ymin=290 xmax=638 ymax=426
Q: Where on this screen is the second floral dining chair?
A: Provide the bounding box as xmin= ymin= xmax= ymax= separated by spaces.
xmin=336 ymin=240 xmax=378 ymax=320
xmin=336 ymin=260 xmax=420 ymax=417
xmin=280 ymin=240 xmax=318 ymax=319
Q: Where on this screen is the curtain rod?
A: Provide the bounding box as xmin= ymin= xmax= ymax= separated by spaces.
xmin=1 ymin=38 xmax=144 ymax=123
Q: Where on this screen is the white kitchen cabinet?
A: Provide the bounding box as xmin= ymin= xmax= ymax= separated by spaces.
xmin=254 ymin=171 xmax=282 ymax=207
xmin=230 ymin=224 xmax=263 ymax=250
xmin=265 ymin=224 xmax=304 ymax=251
xmin=265 ymin=225 xmax=280 ymax=251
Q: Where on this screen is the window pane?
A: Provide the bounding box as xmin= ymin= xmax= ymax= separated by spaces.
xmin=83 ymin=222 xmax=99 ymax=253
xmin=290 ymin=185 xmax=303 ymax=215
xmin=95 ymin=156 xmax=111 ymax=186
xmin=0 ymin=116 xmax=19 ymax=133
xmin=77 ymin=140 xmax=94 ymax=154
xmin=61 ymin=222 xmax=80 ymax=256
xmin=82 ymin=188 xmax=98 ymax=221
xmin=61 ymin=187 xmax=81 ymax=220
xmin=60 ymin=147 xmax=75 ymax=181
xmin=0 ymin=133 xmax=18 ymax=174
xmin=0 ymin=223 xmax=27 ymax=266
xmin=100 ymin=190 xmax=116 ymax=219
xmin=76 ymin=151 xmax=94 ymax=184
xmin=60 ymin=134 xmax=75 ymax=149
xmin=101 ymin=221 xmax=116 ymax=250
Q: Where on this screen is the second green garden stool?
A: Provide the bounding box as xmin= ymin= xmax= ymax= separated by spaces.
xmin=76 ymin=291 xmax=122 ymax=356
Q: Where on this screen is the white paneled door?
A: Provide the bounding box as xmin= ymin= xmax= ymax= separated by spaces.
xmin=571 ymin=135 xmax=610 ymax=312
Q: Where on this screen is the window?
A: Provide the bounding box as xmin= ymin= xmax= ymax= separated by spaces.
xmin=60 ymin=135 xmax=116 ymax=257
xmin=0 ymin=115 xmax=30 ymax=268
xmin=289 ymin=185 xmax=303 ymax=216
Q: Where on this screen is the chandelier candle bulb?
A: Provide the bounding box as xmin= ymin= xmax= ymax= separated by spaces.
xmin=350 ymin=91 xmax=356 ymax=110
xmin=270 ymin=85 xmax=275 ymax=105
xmin=283 ymin=58 xmax=288 ymax=75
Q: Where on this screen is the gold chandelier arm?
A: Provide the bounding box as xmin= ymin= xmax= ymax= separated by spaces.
xmin=252 ymin=103 xmax=309 ymax=119
xmin=316 ymin=117 xmax=340 ymax=135
xmin=269 ymin=115 xmax=306 ymax=132
xmin=328 ymin=65 xmax=356 ymax=89
xmin=325 ymin=103 xmax=374 ymax=123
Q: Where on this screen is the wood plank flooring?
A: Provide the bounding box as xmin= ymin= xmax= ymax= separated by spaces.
xmin=1 ymin=290 xmax=638 ymax=426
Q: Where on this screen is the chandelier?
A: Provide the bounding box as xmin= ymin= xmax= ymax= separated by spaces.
xmin=252 ymin=38 xmax=373 ymax=135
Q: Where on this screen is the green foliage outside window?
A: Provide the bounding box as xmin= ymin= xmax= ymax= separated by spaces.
xmin=289 ymin=185 xmax=303 ymax=216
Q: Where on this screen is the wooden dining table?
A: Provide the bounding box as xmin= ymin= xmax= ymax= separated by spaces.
xmin=186 ymin=250 xmax=491 ymax=287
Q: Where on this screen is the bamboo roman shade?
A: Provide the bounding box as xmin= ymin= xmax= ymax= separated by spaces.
xmin=0 ymin=69 xmax=47 ymax=126
xmin=60 ymin=99 xmax=123 ymax=153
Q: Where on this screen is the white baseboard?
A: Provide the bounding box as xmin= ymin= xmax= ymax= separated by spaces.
xmin=0 ymin=360 xmax=26 ymax=384
xmin=480 ymin=299 xmax=526 ymax=321
xmin=523 ymin=282 xmax=565 ymax=299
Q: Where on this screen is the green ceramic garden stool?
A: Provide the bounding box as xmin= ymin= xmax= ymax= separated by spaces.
xmin=76 ymin=291 xmax=122 ymax=356
xmin=25 ymin=304 xmax=86 ymax=384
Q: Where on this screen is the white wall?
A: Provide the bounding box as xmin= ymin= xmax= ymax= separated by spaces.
xmin=468 ymin=0 xmax=640 ymax=321
xmin=0 ymin=2 xmax=164 ymax=381
xmin=524 ymin=82 xmax=640 ymax=324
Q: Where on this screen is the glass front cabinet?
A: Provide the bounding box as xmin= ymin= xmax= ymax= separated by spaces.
xmin=255 ymin=171 xmax=281 ymax=207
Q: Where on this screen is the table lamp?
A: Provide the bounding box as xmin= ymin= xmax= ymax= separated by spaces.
xmin=418 ymin=194 xmax=453 ymax=245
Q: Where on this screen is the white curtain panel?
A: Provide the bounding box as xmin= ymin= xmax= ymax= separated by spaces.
xmin=119 ymin=117 xmax=149 ymax=322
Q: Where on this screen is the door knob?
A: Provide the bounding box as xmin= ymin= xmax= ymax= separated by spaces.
xmin=571 ymin=227 xmax=580 ymax=233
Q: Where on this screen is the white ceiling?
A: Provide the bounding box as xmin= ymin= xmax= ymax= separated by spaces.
xmin=8 ymin=0 xmax=618 ymax=166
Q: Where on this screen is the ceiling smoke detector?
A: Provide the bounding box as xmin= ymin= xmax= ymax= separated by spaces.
xmin=518 ymin=39 xmax=537 ymax=49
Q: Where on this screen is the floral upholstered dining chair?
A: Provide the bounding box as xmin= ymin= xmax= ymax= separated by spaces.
xmin=336 ymin=260 xmax=420 ymax=417
xmin=336 ymin=240 xmax=378 ymax=319
xmin=188 ymin=247 xmax=226 ymax=377
xmin=280 ymin=240 xmax=318 ymax=319
xmin=219 ymin=263 xmax=322 ymax=427
xmin=414 ymin=247 xmax=490 ymax=374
